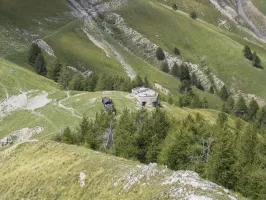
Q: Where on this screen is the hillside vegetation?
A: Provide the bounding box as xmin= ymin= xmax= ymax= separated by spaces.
xmin=1 ymin=0 xmax=266 ymax=199
xmin=0 ymin=141 xmax=242 ymax=200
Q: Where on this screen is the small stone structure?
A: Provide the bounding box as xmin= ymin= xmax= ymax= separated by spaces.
xmin=132 ymin=87 xmax=158 ymax=107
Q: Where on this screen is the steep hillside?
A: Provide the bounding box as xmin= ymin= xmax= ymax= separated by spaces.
xmin=0 ymin=141 xmax=242 ymax=200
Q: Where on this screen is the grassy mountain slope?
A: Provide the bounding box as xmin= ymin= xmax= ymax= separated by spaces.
xmin=117 ymin=0 xmax=266 ymax=100
xmin=0 ymin=141 xmax=243 ymax=200
xmin=251 ymin=0 xmax=266 ymax=16
xmin=0 ymin=87 xmax=226 ymax=145
xmin=0 ymin=0 xmax=224 ymax=107
xmin=0 ymin=58 xmax=57 ymax=100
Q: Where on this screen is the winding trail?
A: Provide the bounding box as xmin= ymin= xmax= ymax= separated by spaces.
xmin=58 ymin=91 xmax=82 ymax=119
xmin=238 ymin=0 xmax=266 ymax=41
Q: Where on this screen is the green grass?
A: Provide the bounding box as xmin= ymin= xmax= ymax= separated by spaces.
xmin=0 ymin=141 xmax=246 ymax=199
xmin=0 ymin=0 xmax=70 ymax=33
xmin=46 ymin=21 xmax=127 ymax=76
xmin=251 ymin=0 xmax=266 ymax=16
xmin=117 ymin=0 xmax=266 ymax=100
xmin=0 ymin=58 xmax=58 ymax=100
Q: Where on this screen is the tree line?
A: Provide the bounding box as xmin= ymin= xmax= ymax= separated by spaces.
xmin=28 ymin=43 xmax=149 ymax=93
xmin=55 ymin=109 xmax=266 ymax=199
xmin=156 ymin=47 xmax=208 ymax=108
xmin=243 ymin=45 xmax=262 ymax=68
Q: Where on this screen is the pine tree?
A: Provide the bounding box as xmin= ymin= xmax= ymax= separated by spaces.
xmin=62 ymin=126 xmax=73 ymax=144
xmin=48 ymin=61 xmax=62 ymax=82
xmin=247 ymin=98 xmax=259 ymax=121
xmin=28 ymin=43 xmax=41 ymax=65
xmin=144 ymin=109 xmax=171 ymax=163
xmin=196 ymin=80 xmax=204 ymax=91
xmin=69 ymin=74 xmax=84 ymax=91
xmin=114 ymin=109 xmax=139 ymax=159
xmin=89 ymin=73 xmax=99 ymax=92
xmin=34 ymin=53 xmax=47 ymax=76
xmin=221 ymin=103 xmax=229 ymax=114
xmin=168 ymin=96 xmax=174 ymax=105
xmin=202 ymin=97 xmax=208 ymax=109
xmin=174 ymin=47 xmax=181 ymax=56
xmin=179 ymin=80 xmax=192 ymax=94
xmin=132 ymin=75 xmax=144 ymax=88
xmin=209 ymin=85 xmax=215 ymax=94
xmin=217 ymin=112 xmax=228 ymax=125
xmin=156 ymin=47 xmax=166 ymax=61
xmin=77 ymin=116 xmax=89 ymax=144
xmin=227 ymin=96 xmax=235 ymax=110
xmin=190 ymin=11 xmax=197 ymax=19
xmin=243 ymin=45 xmax=252 ymax=60
xmin=234 ymin=96 xmax=248 ymax=119
xmin=172 ymin=3 xmax=178 ymax=11
xmin=219 ymin=85 xmax=229 ymax=101
xmin=191 ymin=72 xmax=197 ymax=86
xmin=256 ymin=105 xmax=266 ymax=128
xmin=252 ymin=51 xmax=261 ymax=68
xmin=161 ymin=61 xmax=170 ymax=73
xmin=238 ymin=125 xmax=258 ymax=166
xmin=58 ymin=67 xmax=72 ymax=89
xmin=95 ymin=74 xmax=110 ymax=91
xmin=170 ymin=62 xmax=180 ymax=77
xmin=180 ymin=64 xmax=190 ymax=81
xmin=143 ymin=76 xmax=150 ymax=87
xmin=208 ymin=126 xmax=237 ymax=189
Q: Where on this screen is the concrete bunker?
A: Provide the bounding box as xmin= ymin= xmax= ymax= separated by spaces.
xmin=132 ymin=87 xmax=158 ymax=107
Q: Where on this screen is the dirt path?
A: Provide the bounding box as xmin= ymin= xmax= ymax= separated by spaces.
xmin=58 ymin=91 xmax=82 ymax=119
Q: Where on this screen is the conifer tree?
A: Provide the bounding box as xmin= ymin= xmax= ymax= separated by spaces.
xmin=222 ymin=103 xmax=229 ymax=114
xmin=143 ymin=76 xmax=150 ymax=87
xmin=132 ymin=75 xmax=144 ymax=88
xmin=196 ymin=80 xmax=204 ymax=91
xmin=156 ymin=47 xmax=166 ymax=61
xmin=191 ymin=72 xmax=197 ymax=86
xmin=48 ymin=61 xmax=62 ymax=82
xmin=62 ymin=126 xmax=73 ymax=144
xmin=202 ymin=97 xmax=208 ymax=109
xmin=114 ymin=109 xmax=139 ymax=159
xmin=247 ymin=98 xmax=259 ymax=121
xmin=28 ymin=43 xmax=41 ymax=65
xmin=180 ymin=64 xmax=190 ymax=81
xmin=208 ymin=126 xmax=237 ymax=189
xmin=238 ymin=125 xmax=258 ymax=166
xmin=234 ymin=96 xmax=248 ymax=119
xmin=209 ymin=85 xmax=215 ymax=94
xmin=243 ymin=45 xmax=252 ymax=60
xmin=179 ymin=80 xmax=192 ymax=94
xmin=70 ymin=74 xmax=84 ymax=91
xmin=256 ymin=105 xmax=266 ymax=128
xmin=168 ymin=96 xmax=174 ymax=105
xmin=170 ymin=62 xmax=180 ymax=77
xmin=95 ymin=74 xmax=109 ymax=91
xmin=219 ymin=85 xmax=229 ymax=101
xmin=34 ymin=53 xmax=47 ymax=76
xmin=190 ymin=11 xmax=197 ymax=19
xmin=161 ymin=61 xmax=170 ymax=73
xmin=252 ymin=51 xmax=261 ymax=68
xmin=58 ymin=67 xmax=72 ymax=89
xmin=172 ymin=3 xmax=178 ymax=11
xmin=89 ymin=73 xmax=99 ymax=92
xmin=174 ymin=47 xmax=181 ymax=56
xmin=227 ymin=96 xmax=235 ymax=110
